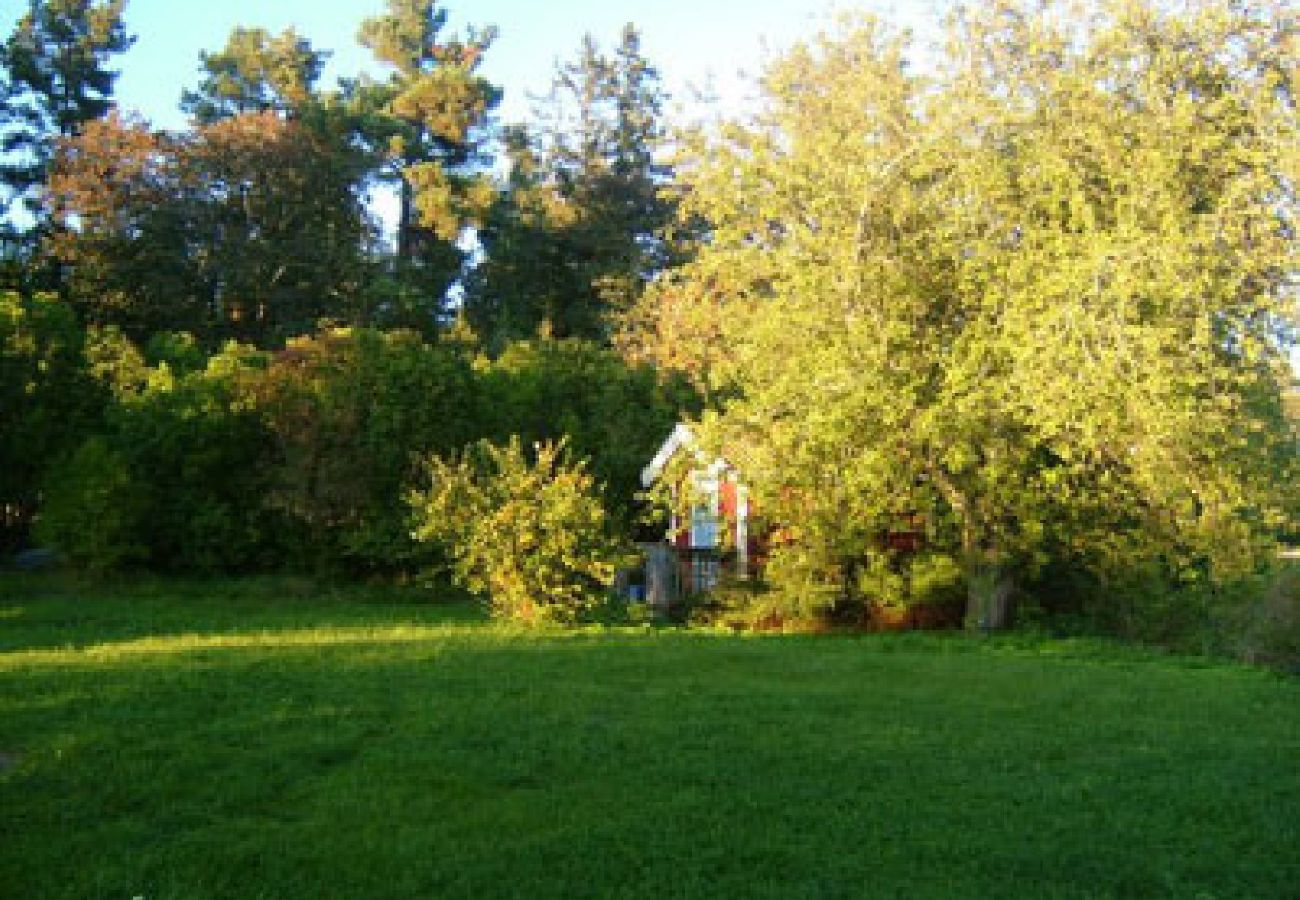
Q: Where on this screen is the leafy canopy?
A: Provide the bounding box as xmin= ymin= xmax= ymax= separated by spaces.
xmin=632 ymin=0 xmax=1298 ymax=627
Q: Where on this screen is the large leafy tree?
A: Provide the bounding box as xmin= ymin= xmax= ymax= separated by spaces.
xmin=0 ymin=0 xmax=133 ymax=219
xmin=47 ymin=108 xmax=374 ymax=347
xmin=465 ymin=24 xmax=675 ymax=346
xmin=45 ymin=112 xmax=201 ymax=338
xmin=178 ymin=109 xmax=373 ymax=345
xmin=634 ymin=0 xmax=1298 ymax=628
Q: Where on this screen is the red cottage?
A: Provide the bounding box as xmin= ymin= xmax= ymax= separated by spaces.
xmin=639 ymin=423 xmax=758 ymax=605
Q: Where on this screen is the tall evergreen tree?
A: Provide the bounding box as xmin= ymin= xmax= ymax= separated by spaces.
xmin=465 ymin=23 xmax=675 ymax=346
xmin=357 ymin=0 xmax=499 ymax=317
xmin=0 ymin=0 xmax=133 ymax=219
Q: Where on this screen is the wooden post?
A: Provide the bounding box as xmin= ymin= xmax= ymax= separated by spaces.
xmin=645 ymin=543 xmax=677 ymax=612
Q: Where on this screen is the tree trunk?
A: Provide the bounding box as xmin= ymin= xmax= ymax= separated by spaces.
xmin=397 ymin=177 xmax=414 ymax=264
xmin=964 ymin=560 xmax=1016 ymax=632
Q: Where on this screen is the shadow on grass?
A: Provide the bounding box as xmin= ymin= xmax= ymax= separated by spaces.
xmin=0 ymin=572 xmax=485 ymax=654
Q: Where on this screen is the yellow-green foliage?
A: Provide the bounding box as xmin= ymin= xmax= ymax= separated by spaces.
xmin=409 ymin=437 xmax=630 ymax=624
xmin=635 ymin=0 xmax=1298 ymax=628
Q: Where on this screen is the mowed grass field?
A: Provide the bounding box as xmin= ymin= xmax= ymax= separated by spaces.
xmin=1 ymin=577 xmax=1297 ymax=899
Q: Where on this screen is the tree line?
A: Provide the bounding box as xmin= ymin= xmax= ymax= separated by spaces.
xmin=1 ymin=0 xmax=691 ymax=599
xmin=2 ymin=0 xmax=1296 ymax=645
xmin=2 ymin=0 xmax=671 ymax=347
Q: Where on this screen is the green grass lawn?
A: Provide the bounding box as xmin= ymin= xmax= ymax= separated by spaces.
xmin=2 ymin=576 xmax=1297 ymax=899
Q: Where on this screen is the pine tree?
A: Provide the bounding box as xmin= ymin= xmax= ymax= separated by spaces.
xmin=465 ymin=23 xmax=675 ymax=346
xmin=0 ymin=0 xmax=133 ymax=219
xmin=180 ymin=26 xmax=328 ymax=124
xmin=357 ymin=0 xmax=499 ymax=316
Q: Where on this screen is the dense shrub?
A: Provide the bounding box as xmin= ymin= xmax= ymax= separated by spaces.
xmin=38 ymin=344 xmax=282 ymax=574
xmin=115 ymin=362 xmax=281 ymax=572
xmin=36 ymin=437 xmax=146 ymax=572
xmin=409 ymin=438 xmax=630 ymax=624
xmin=26 ymin=325 xmax=695 ymax=581
xmin=0 ymin=292 xmax=105 ymax=550
xmin=1234 ymin=564 xmax=1300 ymax=672
xmin=697 ymin=548 xmax=969 ymax=632
xmin=480 ymin=339 xmax=696 ymax=529
xmin=685 ymin=545 xmax=844 ymax=632
xmin=1020 ymin=548 xmax=1300 ymax=666
xmin=251 ymin=328 xmax=479 ymax=574
xmin=858 ymin=552 xmax=967 ymax=629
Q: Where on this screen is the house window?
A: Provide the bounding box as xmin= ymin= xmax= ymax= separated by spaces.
xmin=689 ymin=502 xmax=718 ymax=549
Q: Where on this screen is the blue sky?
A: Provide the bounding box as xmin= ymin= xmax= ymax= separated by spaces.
xmin=3 ymin=0 xmax=949 ymax=128
xmin=0 ymin=0 xmax=947 ymax=232
xmin=3 ymin=0 xmax=1293 ymax=372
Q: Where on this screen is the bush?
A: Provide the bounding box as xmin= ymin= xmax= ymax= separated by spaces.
xmin=39 ymin=344 xmax=282 ymax=575
xmin=409 ymin=437 xmax=630 ymax=624
xmin=117 ymin=364 xmax=281 ymax=572
xmin=479 ymin=339 xmax=696 ymax=530
xmin=1232 ymin=563 xmax=1300 ymax=673
xmin=1 ymin=292 xmax=105 ymax=550
xmin=252 ymin=328 xmax=479 ymax=574
xmin=36 ymin=437 xmax=146 ymax=573
xmin=690 ymin=546 xmax=841 ymax=631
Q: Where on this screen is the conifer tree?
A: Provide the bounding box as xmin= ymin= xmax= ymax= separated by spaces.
xmin=180 ymin=26 xmax=328 ymax=123
xmin=466 ymin=24 xmax=674 ymax=346
xmin=0 ymin=0 xmax=133 ymax=218
xmin=357 ymin=0 xmax=499 ymax=314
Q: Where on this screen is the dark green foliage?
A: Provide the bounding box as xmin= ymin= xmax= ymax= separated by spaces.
xmin=17 ymin=322 xmax=692 ymax=579
xmin=38 ymin=346 xmax=283 ymax=573
xmin=0 ymin=291 xmax=104 ymax=550
xmin=143 ymin=330 xmax=207 ymax=376
xmin=1233 ymin=563 xmax=1300 ymax=672
xmin=180 ymin=110 xmax=375 ymax=347
xmin=1020 ymin=552 xmax=1300 ymax=669
xmin=111 ymin=363 xmax=281 ymax=573
xmin=48 ymin=110 xmax=376 ymax=349
xmin=479 ymin=338 xmax=696 ymax=528
xmin=252 ymin=327 xmax=480 ymax=574
xmin=34 ymin=435 xmax=144 ymax=571
xmin=464 ymin=24 xmax=675 ymax=345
